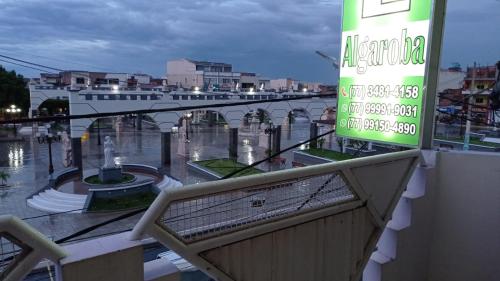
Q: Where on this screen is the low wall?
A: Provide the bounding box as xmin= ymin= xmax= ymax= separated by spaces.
xmin=383 ymin=151 xmax=500 ymax=281
xmin=293 ymin=151 xmax=333 ymax=165
xmin=186 ymin=162 xmax=222 ymax=180
xmin=122 ymin=164 xmax=162 ymax=178
xmin=83 ymin=164 xmax=164 ymax=212
xmin=27 ymin=167 xmax=80 ymax=200
xmin=434 ymin=139 xmax=500 ymax=152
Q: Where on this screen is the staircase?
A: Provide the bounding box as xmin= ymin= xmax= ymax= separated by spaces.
xmin=156 ymin=176 xmax=183 ymax=190
xmin=363 ymin=165 xmax=429 ymax=281
xmin=27 ymin=189 xmax=87 ymax=213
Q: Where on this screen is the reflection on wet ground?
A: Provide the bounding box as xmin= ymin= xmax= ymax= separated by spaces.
xmin=0 ymin=122 xmax=337 ymax=241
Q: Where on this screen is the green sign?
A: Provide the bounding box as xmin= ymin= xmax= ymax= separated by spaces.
xmin=336 ymin=0 xmax=433 ymax=146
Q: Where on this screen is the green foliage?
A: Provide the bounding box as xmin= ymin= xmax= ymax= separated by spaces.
xmin=89 ymin=192 xmax=157 ymax=212
xmin=304 ymin=148 xmax=355 ymax=161
xmin=0 ymin=170 xmax=10 ymax=185
xmin=0 ymin=66 xmax=30 ymax=114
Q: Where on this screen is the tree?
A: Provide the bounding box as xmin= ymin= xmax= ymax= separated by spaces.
xmin=0 ymin=65 xmax=30 ymax=117
xmin=0 ymin=170 xmax=10 ymax=186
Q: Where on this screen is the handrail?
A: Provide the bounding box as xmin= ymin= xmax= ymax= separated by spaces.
xmin=0 ymin=215 xmax=67 ymax=281
xmin=140 ymin=150 xmax=419 ymax=206
xmin=130 ymin=150 xmax=421 ymax=281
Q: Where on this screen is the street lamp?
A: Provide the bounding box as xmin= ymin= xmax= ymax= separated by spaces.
xmin=97 ymin=119 xmax=101 ymax=146
xmin=184 ymin=113 xmax=193 ymax=141
xmin=36 ymin=131 xmax=62 ymax=175
xmin=265 ymin=122 xmax=278 ymax=162
xmin=5 ymin=105 xmax=22 ymax=137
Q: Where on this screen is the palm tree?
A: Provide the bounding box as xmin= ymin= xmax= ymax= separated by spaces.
xmin=0 ymin=170 xmax=10 ymax=186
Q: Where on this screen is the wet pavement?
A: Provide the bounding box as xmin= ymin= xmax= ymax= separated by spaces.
xmin=0 ymin=121 xmax=337 ymax=243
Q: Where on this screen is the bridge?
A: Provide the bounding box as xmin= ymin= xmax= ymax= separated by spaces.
xmin=29 ymin=84 xmax=338 ymax=172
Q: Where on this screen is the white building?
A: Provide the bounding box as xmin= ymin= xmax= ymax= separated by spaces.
xmin=38 ymin=71 xmax=164 ymax=90
xmin=270 ymin=78 xmax=322 ymax=92
xmin=167 ymin=59 xmax=270 ymax=91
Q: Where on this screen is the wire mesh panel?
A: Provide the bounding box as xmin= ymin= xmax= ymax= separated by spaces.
xmin=0 ymin=234 xmax=26 ymax=280
xmin=158 ymin=173 xmax=355 ymax=243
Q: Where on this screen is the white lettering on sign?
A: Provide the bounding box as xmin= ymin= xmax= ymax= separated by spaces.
xmin=362 ymin=0 xmax=411 ymax=18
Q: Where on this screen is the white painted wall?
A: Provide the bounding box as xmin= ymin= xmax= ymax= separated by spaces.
xmin=166 ymin=59 xmax=201 ymax=88
xmin=438 ymin=70 xmax=465 ymax=92
xmin=383 ymin=151 xmax=500 ymax=281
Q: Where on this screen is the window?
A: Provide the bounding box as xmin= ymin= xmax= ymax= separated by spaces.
xmin=85 ymin=94 xmax=92 ymax=100
xmin=223 ymin=79 xmax=230 ymax=83
xmin=95 ymin=78 xmax=107 ymax=84
xmin=120 ymin=95 xmax=127 ymax=100
xmin=76 ymin=77 xmax=85 ymax=84
xmin=140 ymin=95 xmax=148 ymax=100
xmin=476 ymin=98 xmax=484 ymax=104
xmin=130 ymin=95 xmax=137 ymax=100
xmin=109 ymin=79 xmax=119 ymax=85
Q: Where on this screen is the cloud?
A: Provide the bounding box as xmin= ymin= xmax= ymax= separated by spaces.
xmin=0 ymin=0 xmax=498 ymax=82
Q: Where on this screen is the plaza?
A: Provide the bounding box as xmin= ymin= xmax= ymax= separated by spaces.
xmin=0 ymin=119 xmax=332 ymax=241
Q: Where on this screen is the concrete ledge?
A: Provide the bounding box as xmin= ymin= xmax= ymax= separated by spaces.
xmin=186 ymin=161 xmax=222 ymax=180
xmin=293 ymin=150 xmax=334 ymax=165
xmin=434 ymin=139 xmax=500 ymax=152
xmin=60 ymin=232 xmax=144 ymax=281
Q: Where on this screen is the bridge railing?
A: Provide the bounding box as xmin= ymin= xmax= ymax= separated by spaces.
xmin=131 ymin=149 xmax=421 ymax=281
xmin=0 ymin=216 xmax=66 ymax=281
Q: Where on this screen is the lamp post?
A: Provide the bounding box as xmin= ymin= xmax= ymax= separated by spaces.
xmin=97 ymin=119 xmax=101 ymax=146
xmin=184 ymin=113 xmax=193 ymax=141
xmin=265 ymin=122 xmax=277 ymax=162
xmin=6 ymin=105 xmax=22 ymax=137
xmin=36 ymin=131 xmax=62 ymax=175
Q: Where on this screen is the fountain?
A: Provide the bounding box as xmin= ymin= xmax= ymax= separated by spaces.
xmin=27 ymin=135 xmax=182 ymax=213
xmin=98 ymin=136 xmax=123 ymax=183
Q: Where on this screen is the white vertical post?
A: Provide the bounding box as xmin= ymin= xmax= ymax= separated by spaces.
xmin=464 ymin=62 xmax=476 ymax=151
xmin=420 ymin=0 xmax=448 ymax=149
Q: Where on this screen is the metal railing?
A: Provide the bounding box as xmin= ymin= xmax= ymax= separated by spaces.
xmin=131 ymin=150 xmax=421 ymax=281
xmin=159 ymin=172 xmax=353 ymax=243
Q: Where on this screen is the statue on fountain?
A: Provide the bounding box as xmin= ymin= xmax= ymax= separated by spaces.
xmin=99 ymin=136 xmax=122 ymax=183
xmin=103 ymin=136 xmax=116 ymax=169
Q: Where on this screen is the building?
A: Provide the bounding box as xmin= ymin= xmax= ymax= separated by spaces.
xmin=270 ymin=78 xmax=297 ymax=92
xmin=462 ymin=64 xmax=499 ymax=125
xmin=437 ymin=67 xmax=466 ymax=123
xmin=270 ymin=78 xmax=322 ymax=93
xmin=37 ymin=71 xmax=165 ymax=90
xmin=166 ymin=59 xmax=269 ymax=92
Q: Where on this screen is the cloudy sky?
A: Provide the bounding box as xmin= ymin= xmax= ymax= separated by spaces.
xmin=0 ymin=0 xmax=498 ymax=83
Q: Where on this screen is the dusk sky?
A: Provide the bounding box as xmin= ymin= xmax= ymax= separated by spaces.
xmin=0 ymin=0 xmax=498 ymax=83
